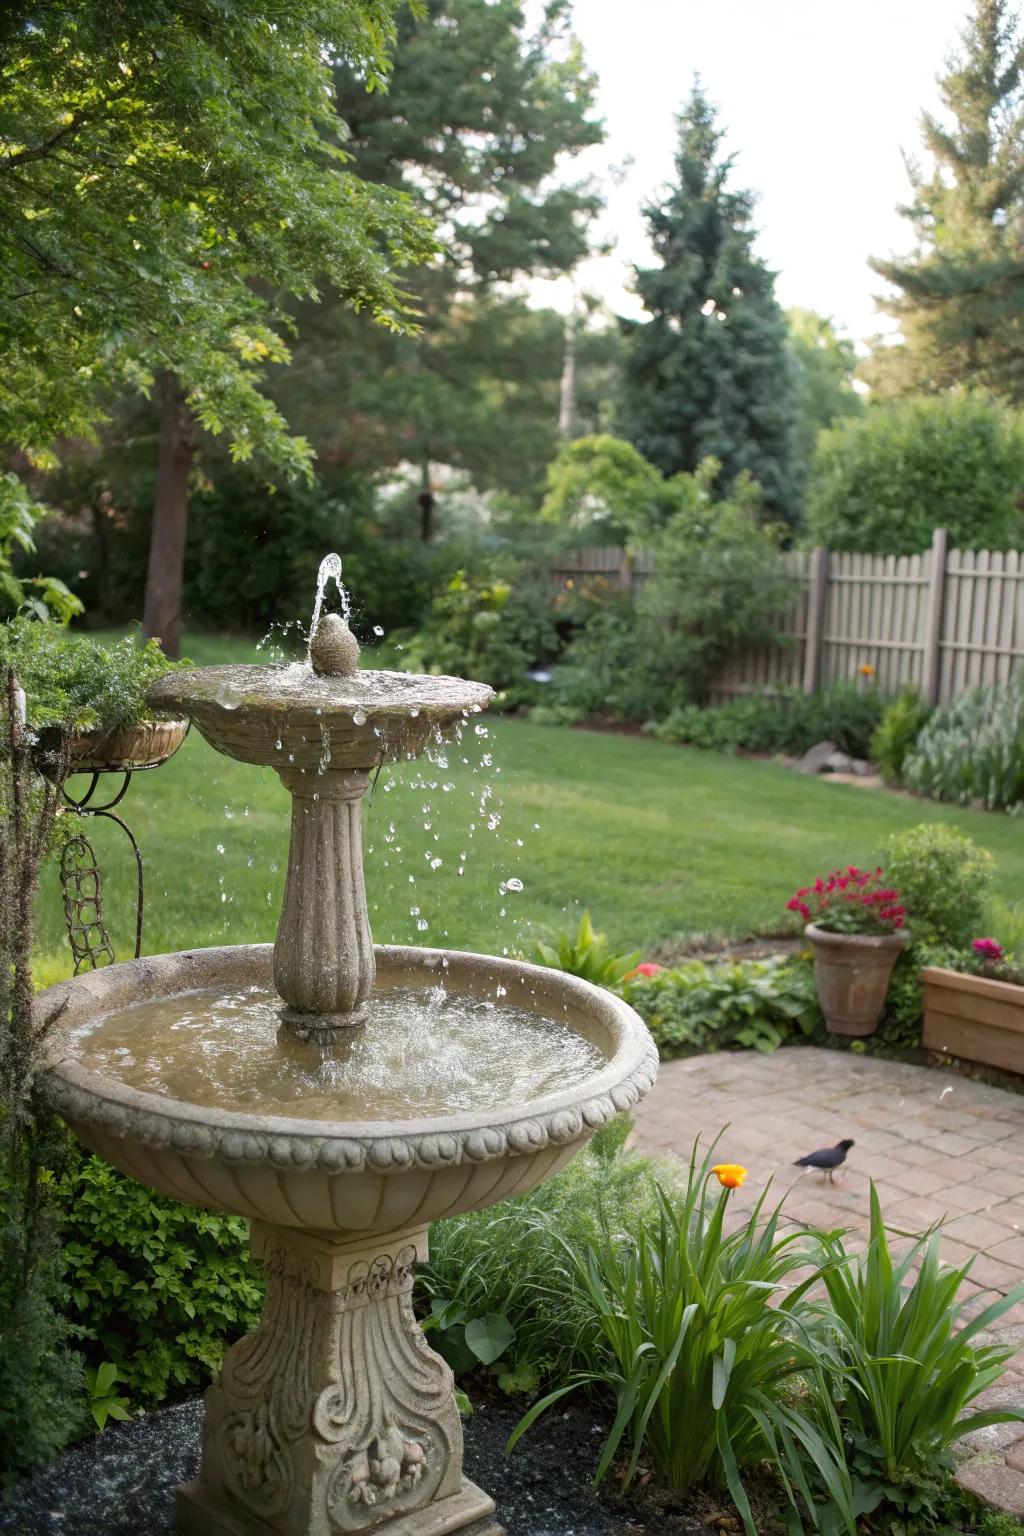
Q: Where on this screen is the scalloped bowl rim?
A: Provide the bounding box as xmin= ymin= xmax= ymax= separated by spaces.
xmin=38 ymin=944 xmax=658 ymax=1166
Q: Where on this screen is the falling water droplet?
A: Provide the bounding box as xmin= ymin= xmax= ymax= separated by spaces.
xmin=353 ymin=709 xmax=367 ymax=726
xmin=506 ymin=878 xmax=524 ymax=893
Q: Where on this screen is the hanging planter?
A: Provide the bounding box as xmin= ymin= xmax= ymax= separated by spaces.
xmin=50 ymin=717 xmax=189 ymax=774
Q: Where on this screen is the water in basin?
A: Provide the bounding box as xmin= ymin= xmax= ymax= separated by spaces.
xmin=61 ymin=984 xmax=607 ymax=1120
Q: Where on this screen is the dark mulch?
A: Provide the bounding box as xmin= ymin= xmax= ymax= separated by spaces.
xmin=0 ymin=1395 xmax=734 ymax=1536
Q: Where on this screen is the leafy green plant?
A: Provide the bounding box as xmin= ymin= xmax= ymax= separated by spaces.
xmin=507 ymin=1140 xmax=856 ymax=1534
xmin=421 ymin=1298 xmax=518 ymax=1383
xmin=408 ymin=566 xmax=558 ymax=697
xmin=812 ymin=1185 xmax=1024 ymax=1485
xmin=55 ymin=1150 xmax=262 ymax=1403
xmin=884 ymin=823 xmax=993 ymax=949
xmin=533 ymin=910 xmax=640 ymax=987
xmin=0 ymin=620 xmax=188 ymax=733
xmin=903 ymin=677 xmax=1024 ymax=812
xmin=878 ymin=943 xmax=961 ymax=1054
xmin=0 ymin=472 xmax=84 ymax=623
xmin=620 ymin=955 xmax=820 ymax=1057
xmin=86 ymin=1362 xmax=133 ymax=1432
xmin=871 ymin=689 xmax=933 ymax=782
xmin=420 ymin=1139 xmax=671 ymax=1386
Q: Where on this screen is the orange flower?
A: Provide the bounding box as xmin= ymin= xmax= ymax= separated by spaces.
xmin=858 ymin=663 xmax=876 ymax=677
xmin=711 ymin=1163 xmax=748 ymax=1189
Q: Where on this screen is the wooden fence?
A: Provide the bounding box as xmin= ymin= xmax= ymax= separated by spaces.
xmin=547 ymin=530 xmax=1024 ymax=707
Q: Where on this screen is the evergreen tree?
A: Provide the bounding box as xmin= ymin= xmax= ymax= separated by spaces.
xmin=868 ymin=0 xmax=1024 ymax=401
xmin=619 ymin=83 xmax=797 ymax=523
xmin=277 ymin=0 xmax=604 ymax=528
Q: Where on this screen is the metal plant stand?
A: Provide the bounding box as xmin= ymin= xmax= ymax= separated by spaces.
xmin=51 ymin=718 xmax=190 ymax=974
xmin=59 ymin=770 xmax=144 ymax=973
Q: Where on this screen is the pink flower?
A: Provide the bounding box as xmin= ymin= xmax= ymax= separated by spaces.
xmin=973 ymin=938 xmax=1005 ymax=963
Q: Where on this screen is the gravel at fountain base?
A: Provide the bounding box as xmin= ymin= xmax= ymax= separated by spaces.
xmin=0 ymin=1396 xmax=723 ymax=1536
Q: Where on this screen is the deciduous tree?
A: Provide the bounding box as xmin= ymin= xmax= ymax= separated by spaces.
xmin=0 ymin=1 xmax=431 ymax=652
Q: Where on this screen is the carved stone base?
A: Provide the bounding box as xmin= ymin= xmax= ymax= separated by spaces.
xmin=175 ymin=1477 xmax=504 ymax=1536
xmin=176 ymin=1224 xmax=493 ymax=1536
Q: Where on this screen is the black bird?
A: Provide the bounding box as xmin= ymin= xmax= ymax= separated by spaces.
xmin=793 ymin=1139 xmax=855 ymax=1183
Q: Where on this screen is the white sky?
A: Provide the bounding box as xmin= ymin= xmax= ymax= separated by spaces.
xmin=531 ymin=0 xmax=972 ymax=344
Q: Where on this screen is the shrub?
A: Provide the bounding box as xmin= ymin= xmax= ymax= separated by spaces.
xmin=871 ymin=688 xmax=933 ymax=781
xmin=806 ymin=393 xmax=1024 ymax=554
xmin=652 ymin=683 xmax=886 ymax=759
xmin=884 ymin=824 xmax=993 ymax=949
xmin=903 ymin=678 xmax=1024 ymax=812
xmin=812 ymin=1185 xmax=1024 ymax=1489
xmin=508 ymin=1141 xmax=855 ymax=1533
xmin=621 ymin=955 xmax=820 ymax=1057
xmin=420 ymin=1138 xmax=672 ymax=1388
xmin=408 ymin=566 xmax=559 ymax=697
xmin=55 ymin=1151 xmax=262 ymax=1404
xmin=543 ymin=456 xmax=798 ymax=721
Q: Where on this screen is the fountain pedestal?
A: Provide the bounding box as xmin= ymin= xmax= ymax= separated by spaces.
xmin=176 ymin=1224 xmax=504 ymax=1536
xmin=274 ymin=767 xmax=375 ymax=1028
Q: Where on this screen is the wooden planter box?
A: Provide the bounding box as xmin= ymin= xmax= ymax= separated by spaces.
xmin=922 ymin=966 xmax=1024 ymax=1073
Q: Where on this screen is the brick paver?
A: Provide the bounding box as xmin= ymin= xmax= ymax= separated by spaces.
xmin=631 ymin=1048 xmax=1024 ymax=1512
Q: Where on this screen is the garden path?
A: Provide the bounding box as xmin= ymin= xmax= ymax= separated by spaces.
xmin=632 ymin=1047 xmax=1024 ymax=1515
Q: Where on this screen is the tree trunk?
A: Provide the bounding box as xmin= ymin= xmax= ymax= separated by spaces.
xmin=418 ymin=459 xmax=435 ymax=543
xmin=143 ymin=371 xmax=194 ymax=657
xmin=558 ymin=309 xmax=577 ymax=438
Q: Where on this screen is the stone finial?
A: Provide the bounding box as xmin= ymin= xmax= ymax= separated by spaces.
xmin=310 ymin=613 xmax=360 ymax=677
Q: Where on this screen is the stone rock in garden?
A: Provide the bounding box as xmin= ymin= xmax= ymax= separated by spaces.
xmin=796 ymin=740 xmax=837 ymax=774
xmin=824 ymin=750 xmax=855 ymax=774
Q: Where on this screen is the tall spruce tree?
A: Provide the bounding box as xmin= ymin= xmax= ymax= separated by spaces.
xmin=619 ymin=84 xmax=797 ymax=523
xmin=277 ymin=0 xmax=604 ymax=530
xmin=868 ymin=0 xmax=1024 ymax=401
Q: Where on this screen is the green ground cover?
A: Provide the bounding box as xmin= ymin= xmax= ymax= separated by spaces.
xmin=34 ymin=630 xmax=1024 ymax=986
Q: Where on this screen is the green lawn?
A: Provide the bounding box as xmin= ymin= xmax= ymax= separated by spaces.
xmin=34 ymin=630 xmax=1024 ymax=985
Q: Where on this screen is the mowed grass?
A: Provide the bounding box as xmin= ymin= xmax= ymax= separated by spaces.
xmin=32 ymin=629 xmax=1024 ymax=985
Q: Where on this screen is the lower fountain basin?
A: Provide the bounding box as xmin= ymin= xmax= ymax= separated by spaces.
xmin=38 ymin=944 xmax=658 ymax=1242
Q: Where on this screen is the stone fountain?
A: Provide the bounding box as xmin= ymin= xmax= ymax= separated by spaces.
xmin=37 ymin=559 xmax=657 ymax=1536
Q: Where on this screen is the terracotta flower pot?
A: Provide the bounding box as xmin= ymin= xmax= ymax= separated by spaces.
xmin=806 ymin=922 xmax=908 ymax=1037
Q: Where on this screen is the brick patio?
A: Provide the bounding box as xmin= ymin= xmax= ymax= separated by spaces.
xmin=631 ymin=1047 xmax=1024 ymax=1513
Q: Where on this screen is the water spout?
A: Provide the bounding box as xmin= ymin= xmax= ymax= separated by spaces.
xmin=308 ymin=552 xmax=347 ymax=664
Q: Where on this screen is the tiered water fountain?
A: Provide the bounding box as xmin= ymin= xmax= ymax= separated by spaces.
xmin=38 ymin=558 xmax=657 ymax=1536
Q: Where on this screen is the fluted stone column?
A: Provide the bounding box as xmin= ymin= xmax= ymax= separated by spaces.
xmin=176 ymin=1225 xmax=503 ymax=1536
xmin=273 ymin=767 xmax=375 ymax=1029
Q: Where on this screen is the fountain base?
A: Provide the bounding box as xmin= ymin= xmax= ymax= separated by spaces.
xmin=176 ymin=1477 xmax=503 ymax=1536
xmin=175 ymin=1222 xmax=504 ymax=1536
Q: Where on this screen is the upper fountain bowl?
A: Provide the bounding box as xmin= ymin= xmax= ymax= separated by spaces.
xmin=148 ymin=664 xmax=494 ymax=774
